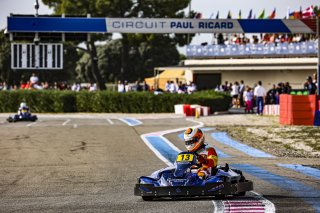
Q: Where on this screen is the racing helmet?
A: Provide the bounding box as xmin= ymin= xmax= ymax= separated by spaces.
xmin=20 ymin=102 xmax=27 ymax=108
xmin=184 ymin=127 xmax=205 ymax=152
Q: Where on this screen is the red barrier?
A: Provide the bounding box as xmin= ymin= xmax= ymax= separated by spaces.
xmin=279 ymin=94 xmax=316 ymax=125
xmin=183 ymin=105 xmax=192 ymax=116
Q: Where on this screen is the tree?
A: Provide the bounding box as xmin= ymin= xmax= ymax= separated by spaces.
xmin=42 ymin=0 xmax=196 ymax=87
xmin=0 ymin=30 xmax=11 ymax=84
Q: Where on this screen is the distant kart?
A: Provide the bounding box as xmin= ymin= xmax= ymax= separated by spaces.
xmin=7 ymin=112 xmax=38 ymax=123
xmin=134 ymin=151 xmax=253 ymax=201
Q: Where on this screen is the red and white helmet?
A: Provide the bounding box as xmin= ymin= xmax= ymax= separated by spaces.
xmin=183 ymin=127 xmax=205 ymax=152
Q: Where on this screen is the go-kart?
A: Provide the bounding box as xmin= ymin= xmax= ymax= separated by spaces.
xmin=7 ymin=111 xmax=38 ymax=123
xmin=134 ymin=151 xmax=253 ymax=201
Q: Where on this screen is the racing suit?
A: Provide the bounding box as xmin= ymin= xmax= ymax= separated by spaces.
xmin=18 ymin=106 xmax=30 ymax=116
xmin=195 ymin=145 xmax=218 ymax=179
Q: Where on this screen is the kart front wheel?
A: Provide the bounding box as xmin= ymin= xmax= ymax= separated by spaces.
xmin=142 ymin=196 xmax=154 ymax=201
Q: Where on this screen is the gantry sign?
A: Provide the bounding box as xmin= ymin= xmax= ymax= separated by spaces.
xmin=8 ymin=17 xmax=317 ymax=34
xmin=6 ymin=16 xmax=320 ymax=91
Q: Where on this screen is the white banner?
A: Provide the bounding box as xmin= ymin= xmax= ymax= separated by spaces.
xmin=106 ymin=18 xmax=244 ymax=34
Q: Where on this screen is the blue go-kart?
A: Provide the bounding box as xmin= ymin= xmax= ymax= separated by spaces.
xmin=134 ymin=151 xmax=253 ymax=201
xmin=7 ymin=111 xmax=38 ymax=123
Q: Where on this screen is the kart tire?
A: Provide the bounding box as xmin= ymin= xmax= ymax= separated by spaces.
xmin=142 ymin=196 xmax=154 ymax=201
xmin=237 ymin=191 xmax=246 ymax=196
xmin=7 ymin=118 xmax=13 ymax=123
xmin=215 ymin=194 xmax=226 ymax=199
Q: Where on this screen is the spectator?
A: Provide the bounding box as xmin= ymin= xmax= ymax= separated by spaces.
xmin=124 ymin=81 xmax=131 ymax=92
xmin=239 ymin=80 xmax=245 ymax=106
xmin=71 ymin=82 xmax=81 ymax=92
xmin=282 ymin=82 xmax=292 ymax=94
xmin=187 ymin=81 xmax=197 ymax=94
xmin=214 ymin=85 xmax=223 ymax=92
xmin=169 ymin=81 xmax=176 ymax=93
xmin=177 ymin=81 xmax=186 ymax=94
xmin=304 ymin=76 xmax=317 ymax=95
xmin=266 ymin=84 xmax=277 ymax=104
xmin=313 ymin=73 xmax=318 ymax=88
xmin=231 ymin=81 xmax=240 ymax=108
xmin=254 ymin=81 xmax=266 ymax=116
xmin=142 ymin=81 xmax=149 ymax=91
xmin=89 ymin=83 xmax=97 ymax=92
xmin=165 ymin=81 xmax=170 ymax=92
xmin=132 ymin=81 xmax=142 ymax=92
xmin=117 ymin=81 xmax=125 ymax=93
xmin=42 ymin=82 xmax=50 ymax=90
xmin=243 ymin=86 xmax=254 ymax=113
xmin=222 ymin=81 xmax=229 ymax=92
xmin=30 ymin=73 xmax=39 ymax=88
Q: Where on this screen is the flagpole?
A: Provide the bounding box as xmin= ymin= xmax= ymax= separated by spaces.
xmin=187 ymin=1 xmax=191 ymax=44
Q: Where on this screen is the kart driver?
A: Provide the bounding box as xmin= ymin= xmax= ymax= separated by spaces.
xmin=18 ymin=102 xmax=30 ymax=116
xmin=184 ymin=127 xmax=218 ymax=180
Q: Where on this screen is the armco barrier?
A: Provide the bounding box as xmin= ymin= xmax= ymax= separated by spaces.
xmin=279 ymin=94 xmax=317 ymax=126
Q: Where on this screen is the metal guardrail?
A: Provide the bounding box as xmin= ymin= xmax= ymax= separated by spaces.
xmin=186 ymin=41 xmax=318 ymax=57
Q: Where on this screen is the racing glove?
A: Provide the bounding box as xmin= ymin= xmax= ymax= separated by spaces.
xmin=190 ymin=165 xmax=199 ymax=174
xmin=197 ymin=171 xmax=207 ymax=180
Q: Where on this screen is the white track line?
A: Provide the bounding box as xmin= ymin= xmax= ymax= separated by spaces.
xmin=26 ymin=122 xmax=37 ymax=127
xmin=62 ymin=119 xmax=71 ymax=126
xmin=106 ymin=118 xmax=114 ymax=125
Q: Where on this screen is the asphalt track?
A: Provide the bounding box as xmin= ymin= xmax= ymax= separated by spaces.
xmin=0 ymin=115 xmax=319 ymax=212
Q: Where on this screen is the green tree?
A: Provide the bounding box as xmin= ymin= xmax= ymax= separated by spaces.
xmin=0 ymin=30 xmax=11 ymax=85
xmin=42 ymin=0 xmax=195 ymax=86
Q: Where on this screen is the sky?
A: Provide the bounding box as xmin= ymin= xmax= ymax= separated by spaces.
xmin=0 ymin=0 xmax=319 ymax=52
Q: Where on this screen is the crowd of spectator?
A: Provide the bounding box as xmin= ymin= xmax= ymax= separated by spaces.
xmin=214 ymin=33 xmax=317 ymax=46
xmin=164 ymin=80 xmax=197 ymax=94
xmin=0 ymin=73 xmax=99 ymax=92
xmin=116 ymin=80 xmax=197 ymax=95
xmin=214 ymin=74 xmax=318 ymax=116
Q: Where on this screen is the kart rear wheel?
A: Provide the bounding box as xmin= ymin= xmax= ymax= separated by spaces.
xmin=215 ymin=194 xmax=226 ymax=199
xmin=142 ymin=196 xmax=154 ymax=201
xmin=237 ymin=191 xmax=246 ymax=196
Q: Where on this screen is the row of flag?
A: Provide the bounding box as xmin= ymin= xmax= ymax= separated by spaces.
xmin=201 ymin=5 xmax=318 ymax=19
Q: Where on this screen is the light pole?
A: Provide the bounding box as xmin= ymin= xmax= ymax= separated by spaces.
xmin=34 ymin=0 xmax=39 ymax=17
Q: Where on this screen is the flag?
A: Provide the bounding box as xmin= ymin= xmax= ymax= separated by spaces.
xmin=209 ymin=13 xmax=214 ymax=19
xmin=289 ymin=11 xmax=301 ymax=19
xmin=195 ymin=13 xmax=202 ymax=19
xmin=258 ymin=9 xmax=265 ymax=19
xmin=216 ymin=11 xmax=219 ymax=19
xmin=302 ymin=6 xmax=315 ymax=18
xmin=268 ymin=8 xmax=276 ymax=19
xmin=299 ymin=6 xmax=303 ymax=17
xmin=247 ymin=9 xmax=252 ymax=19
xmin=286 ymin=7 xmax=290 ymax=19
xmin=227 ymin=10 xmax=232 ymax=19
xmin=238 ymin=10 xmax=242 ymax=19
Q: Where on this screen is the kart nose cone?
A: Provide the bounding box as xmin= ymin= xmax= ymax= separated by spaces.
xmin=174 ymin=164 xmax=189 ymax=177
